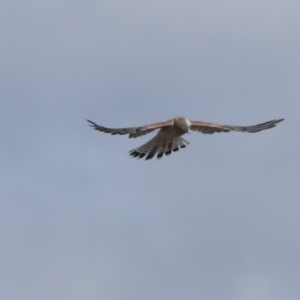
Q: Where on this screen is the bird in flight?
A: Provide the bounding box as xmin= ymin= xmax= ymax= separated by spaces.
xmin=87 ymin=117 xmax=284 ymax=160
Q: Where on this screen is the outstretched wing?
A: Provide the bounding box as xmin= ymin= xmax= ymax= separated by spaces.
xmin=87 ymin=119 xmax=174 ymax=138
xmin=190 ymin=119 xmax=284 ymax=134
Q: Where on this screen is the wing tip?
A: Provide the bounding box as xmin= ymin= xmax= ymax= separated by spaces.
xmin=87 ymin=119 xmax=100 ymax=128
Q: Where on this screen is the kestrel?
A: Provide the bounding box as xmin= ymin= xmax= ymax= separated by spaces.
xmin=87 ymin=117 xmax=284 ymax=160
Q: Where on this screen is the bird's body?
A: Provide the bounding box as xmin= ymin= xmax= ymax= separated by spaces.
xmin=87 ymin=116 xmax=284 ymax=160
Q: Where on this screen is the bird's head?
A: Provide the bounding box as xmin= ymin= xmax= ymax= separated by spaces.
xmin=174 ymin=117 xmax=191 ymax=134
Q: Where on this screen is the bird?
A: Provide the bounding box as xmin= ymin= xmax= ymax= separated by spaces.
xmin=87 ymin=116 xmax=284 ymax=160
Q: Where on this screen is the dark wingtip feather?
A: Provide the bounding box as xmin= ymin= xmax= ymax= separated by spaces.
xmin=157 ymin=152 xmax=164 ymax=159
xmin=165 ymin=150 xmax=172 ymax=156
xmin=87 ymin=119 xmax=96 ymax=127
xmin=145 ymin=153 xmax=155 ymax=160
xmin=129 ymin=151 xmax=141 ymax=158
xmin=255 ymin=118 xmax=285 ymax=132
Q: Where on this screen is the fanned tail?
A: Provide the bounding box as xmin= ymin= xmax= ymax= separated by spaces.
xmin=129 ymin=137 xmax=189 ymax=160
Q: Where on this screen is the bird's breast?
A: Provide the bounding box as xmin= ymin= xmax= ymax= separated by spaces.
xmin=158 ymin=126 xmax=184 ymax=138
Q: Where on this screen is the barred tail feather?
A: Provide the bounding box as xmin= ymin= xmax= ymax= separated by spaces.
xmin=129 ymin=137 xmax=189 ymax=160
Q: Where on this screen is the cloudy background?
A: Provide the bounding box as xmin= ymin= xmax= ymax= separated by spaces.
xmin=1 ymin=1 xmax=300 ymax=299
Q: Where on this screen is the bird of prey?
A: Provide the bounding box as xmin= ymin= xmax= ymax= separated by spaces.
xmin=87 ymin=117 xmax=284 ymax=160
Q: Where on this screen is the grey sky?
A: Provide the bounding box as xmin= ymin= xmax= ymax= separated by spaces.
xmin=1 ymin=1 xmax=299 ymax=299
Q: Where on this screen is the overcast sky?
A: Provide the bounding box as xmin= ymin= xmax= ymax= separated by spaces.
xmin=1 ymin=1 xmax=300 ymax=299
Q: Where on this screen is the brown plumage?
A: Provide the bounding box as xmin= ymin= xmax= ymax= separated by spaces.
xmin=87 ymin=116 xmax=284 ymax=160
